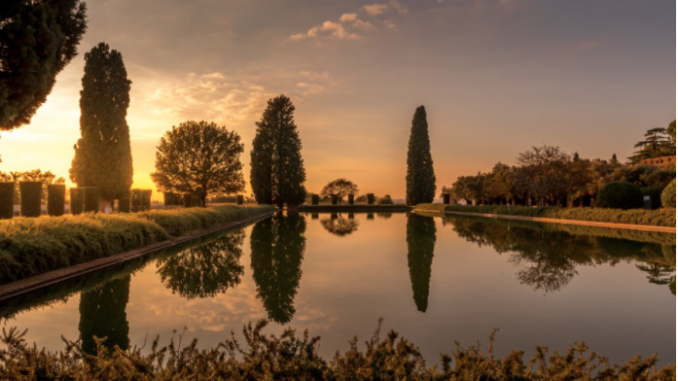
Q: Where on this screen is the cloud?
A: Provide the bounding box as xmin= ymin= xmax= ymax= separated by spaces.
xmin=290 ymin=1 xmax=407 ymax=42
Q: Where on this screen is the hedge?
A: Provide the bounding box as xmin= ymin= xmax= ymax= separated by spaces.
xmin=377 ymin=195 xmax=394 ymax=205
xmin=141 ymin=190 xmax=152 ymax=211
xmin=641 ymin=187 xmax=663 ymax=210
xmin=443 ymin=193 xmax=451 ymax=204
xmin=348 ymin=194 xmax=355 ymax=205
xmin=0 ymin=182 xmax=14 ymax=219
xmin=47 ymin=184 xmax=65 ymax=216
xmin=131 ymin=189 xmax=144 ymax=212
xmin=331 ymin=195 xmax=339 ymax=205
xmin=82 ymin=187 xmax=99 ymax=213
xmin=70 ymin=188 xmax=85 ymax=215
xmin=19 ymin=182 xmax=42 ymax=217
xmin=311 ymin=194 xmax=319 ymax=205
xmin=596 ymin=181 xmax=643 ymax=210
xmin=415 ymin=204 xmax=676 ymax=227
xmin=367 ymin=193 xmax=375 ymax=205
xmin=662 ymin=179 xmax=676 ymax=208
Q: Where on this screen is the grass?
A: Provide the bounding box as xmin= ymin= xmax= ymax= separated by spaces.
xmin=416 ymin=204 xmax=676 ymax=227
xmin=0 ymin=205 xmax=275 ymax=285
xmin=0 ymin=320 xmax=674 ymax=380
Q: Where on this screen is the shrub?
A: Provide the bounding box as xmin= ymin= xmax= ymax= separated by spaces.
xmin=377 ymin=195 xmax=394 ymax=205
xmin=367 ymin=193 xmax=375 ymax=205
xmin=70 ymin=188 xmax=85 ymax=215
xmin=331 ymin=195 xmax=339 ymax=205
xmin=311 ymin=194 xmax=319 ymax=205
xmin=118 ymin=197 xmax=131 ymax=213
xmin=596 ymin=181 xmax=643 ymax=210
xmin=19 ymin=182 xmax=42 ymax=217
xmin=163 ymin=192 xmax=174 ymax=206
xmin=443 ymin=193 xmax=451 ymax=204
xmin=0 ymin=182 xmax=14 ymax=219
xmin=237 ymin=195 xmax=244 ymax=205
xmin=348 ymin=194 xmax=355 ymax=205
xmin=131 ymin=189 xmax=143 ymax=212
xmin=82 ymin=187 xmax=99 ymax=213
xmin=662 ymin=179 xmax=676 ymax=208
xmin=142 ymin=190 xmax=152 ymax=211
xmin=641 ymin=187 xmax=663 ymax=209
xmin=47 ymin=184 xmax=66 ymax=216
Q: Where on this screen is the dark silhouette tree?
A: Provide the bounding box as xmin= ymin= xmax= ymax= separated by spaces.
xmin=406 ymin=213 xmax=436 ymax=312
xmin=151 ymin=121 xmax=245 ymax=207
xmin=406 ymin=106 xmax=436 ymax=205
xmin=250 ymin=212 xmax=306 ymax=323
xmin=629 ymin=127 xmax=675 ymax=163
xmin=79 ymin=276 xmax=130 ymax=355
xmin=320 ymin=178 xmax=358 ymax=203
xmin=157 ymin=230 xmax=246 ymax=299
xmin=0 ymin=0 xmax=87 ymax=130
xmin=70 ymin=43 xmax=133 ymax=209
xmin=250 ymin=95 xmax=307 ymax=208
xmin=320 ymin=213 xmax=359 ymax=237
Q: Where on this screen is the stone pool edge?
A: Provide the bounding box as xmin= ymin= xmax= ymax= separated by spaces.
xmin=416 ymin=209 xmax=677 ymax=233
xmin=0 ymin=209 xmax=276 ymax=303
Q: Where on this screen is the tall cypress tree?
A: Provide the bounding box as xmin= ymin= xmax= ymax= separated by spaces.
xmin=70 ymin=43 xmax=133 ymax=208
xmin=250 ymin=95 xmax=307 ymax=208
xmin=406 ymin=106 xmax=436 ymax=205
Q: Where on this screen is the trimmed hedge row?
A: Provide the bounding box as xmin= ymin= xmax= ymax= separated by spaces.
xmin=19 ymin=182 xmax=42 ymax=217
xmin=70 ymin=188 xmax=85 ymax=215
xmin=415 ymin=204 xmax=676 ymax=227
xmin=47 ymin=184 xmax=65 ymax=216
xmin=596 ymin=181 xmax=643 ymax=210
xmin=0 ymin=205 xmax=275 ymax=285
xmin=0 ymin=182 xmax=14 ymax=219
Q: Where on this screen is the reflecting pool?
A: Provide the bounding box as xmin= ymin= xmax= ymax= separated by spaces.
xmin=1 ymin=212 xmax=675 ymax=365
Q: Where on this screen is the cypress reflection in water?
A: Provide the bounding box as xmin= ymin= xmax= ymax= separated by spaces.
xmin=407 ymin=213 xmax=436 ymax=313
xmin=156 ymin=230 xmax=246 ymax=299
xmin=78 ymin=276 xmax=130 ymax=355
xmin=442 ymin=215 xmax=676 ymax=294
xmin=320 ymin=213 xmax=359 ymax=237
xmin=250 ymin=212 xmax=306 ymax=324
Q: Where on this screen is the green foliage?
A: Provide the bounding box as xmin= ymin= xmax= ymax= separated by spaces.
xmin=407 ymin=214 xmax=436 ymax=312
xmin=250 ymin=95 xmax=307 ymax=207
xmin=163 ymin=192 xmax=177 ymax=206
xmin=82 ymin=187 xmax=99 ymax=213
xmin=70 ymin=43 xmax=133 ymax=205
xmin=311 ymin=194 xmax=320 ymax=205
xmin=321 ymin=179 xmax=358 ymax=203
xmin=0 ymin=205 xmax=274 ymax=284
xmin=118 ymin=197 xmax=131 ymax=213
xmin=348 ymin=194 xmax=354 ymax=205
xmin=0 ymin=320 xmax=674 ymax=380
xmin=629 ymin=126 xmax=676 ymax=163
xmin=236 ymin=195 xmax=244 ymax=205
xmin=19 ymin=182 xmax=42 ymax=217
xmin=47 ymin=184 xmax=65 ymax=216
xmin=416 ymin=204 xmax=676 ymax=227
xmin=0 ymin=183 xmax=14 ymax=219
xmin=70 ymin=188 xmax=84 ymax=215
xmin=406 ymin=106 xmax=436 ymax=205
xmin=331 ymin=195 xmax=339 ymax=205
xmin=131 ymin=189 xmax=143 ymax=211
xmin=367 ymin=193 xmax=375 ymax=205
xmin=662 ymin=179 xmax=676 ymax=208
xmin=0 ymin=0 xmax=87 ymax=130
xmin=597 ymin=181 xmax=644 ymax=210
xmin=377 ymin=194 xmax=394 ymax=205
xmin=151 ymin=121 xmax=245 ymax=207
xmin=641 ymin=187 xmax=663 ymax=209
xmin=443 ymin=193 xmax=451 ymax=204
xmin=141 ymin=190 xmax=152 ymax=211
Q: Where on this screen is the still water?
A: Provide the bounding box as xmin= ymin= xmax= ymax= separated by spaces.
xmin=1 ymin=212 xmax=675 ymax=365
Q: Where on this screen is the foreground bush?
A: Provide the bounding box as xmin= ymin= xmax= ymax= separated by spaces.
xmin=596 ymin=181 xmax=643 ymax=210
xmin=0 ymin=205 xmax=274 ymax=285
xmin=415 ymin=204 xmax=676 ymax=227
xmin=662 ymin=179 xmax=676 ymax=208
xmin=0 ymin=321 xmax=673 ymax=380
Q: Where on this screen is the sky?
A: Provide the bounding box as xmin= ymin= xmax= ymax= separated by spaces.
xmin=0 ymin=0 xmax=675 ymax=199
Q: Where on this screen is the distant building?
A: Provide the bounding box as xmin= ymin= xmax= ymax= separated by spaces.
xmin=641 ymin=155 xmax=676 ymax=166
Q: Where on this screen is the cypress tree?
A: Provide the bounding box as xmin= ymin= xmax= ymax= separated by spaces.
xmin=250 ymin=95 xmax=307 ymax=208
xmin=70 ymin=43 xmax=133 ymax=209
xmin=406 ymin=106 xmax=436 ymax=205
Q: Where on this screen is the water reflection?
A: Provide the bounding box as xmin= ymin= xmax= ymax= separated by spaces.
xmin=250 ymin=212 xmax=306 ymax=323
xmin=79 ymin=276 xmax=130 ymax=355
xmin=320 ymin=213 xmax=359 ymax=237
xmin=156 ymin=231 xmax=246 ymax=299
xmin=442 ymin=215 xmax=676 ymax=294
xmin=406 ymin=214 xmax=436 ymax=312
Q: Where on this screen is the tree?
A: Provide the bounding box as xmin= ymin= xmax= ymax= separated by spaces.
xmin=250 ymin=212 xmax=306 ymax=323
xmin=320 ymin=178 xmax=358 ymax=203
xmin=668 ymin=120 xmax=676 ymax=145
xmin=0 ymin=0 xmax=87 ymax=130
xmin=629 ymin=127 xmax=675 ymax=163
xmin=514 ymin=145 xmax=569 ymax=206
xmin=151 ymin=121 xmax=245 ymax=207
xmin=406 ymin=106 xmax=436 ymax=205
xmin=406 ymin=213 xmax=436 ymax=312
xmin=250 ymin=95 xmax=307 ymax=208
xmin=70 ymin=43 xmax=133 ymax=209
xmin=452 ymin=174 xmax=484 ymax=204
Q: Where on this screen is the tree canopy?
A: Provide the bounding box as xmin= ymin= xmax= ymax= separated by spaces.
xmin=250 ymin=95 xmax=307 ymax=208
xmin=629 ymin=127 xmax=675 ymax=163
xmin=0 ymin=0 xmax=87 ymax=130
xmin=151 ymin=121 xmax=245 ymax=207
xmin=320 ymin=178 xmax=358 ymax=202
xmin=406 ymin=106 xmax=436 ymax=205
xmin=70 ymin=43 xmax=133 ymax=206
